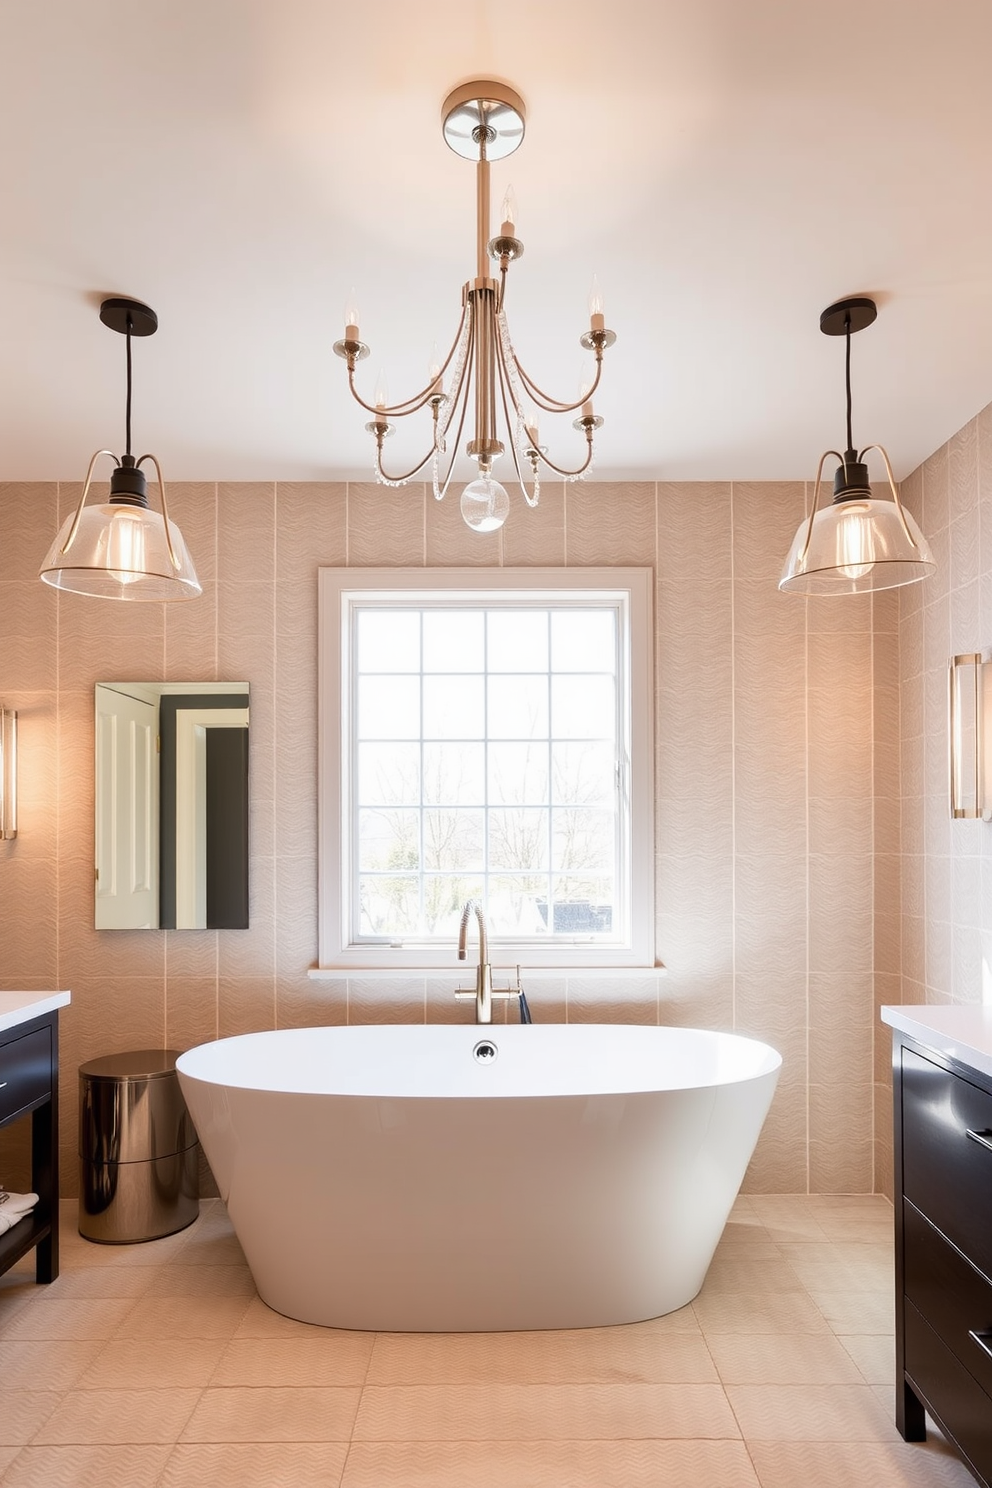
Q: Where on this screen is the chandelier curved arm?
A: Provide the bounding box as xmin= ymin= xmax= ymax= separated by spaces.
xmin=513 ymin=349 xmax=605 ymax=414
xmin=494 ymin=311 xmax=595 ymax=482
xmin=136 ymin=453 xmax=182 ymax=572
xmin=373 ymin=441 xmax=437 ymax=487
xmin=59 ymin=449 xmax=119 ymax=554
xmin=432 ymin=357 xmax=475 ymax=501
xmin=530 ymin=436 xmax=596 ymax=481
xmin=796 ymin=450 xmax=843 ymax=568
xmin=494 ymin=334 xmax=539 ymax=507
xmin=346 ymin=304 xmax=470 ymax=419
xmin=859 ymin=444 xmax=922 ymax=550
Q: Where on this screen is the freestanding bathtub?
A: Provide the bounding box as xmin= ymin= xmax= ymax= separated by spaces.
xmin=177 ymin=1023 xmax=780 ymax=1332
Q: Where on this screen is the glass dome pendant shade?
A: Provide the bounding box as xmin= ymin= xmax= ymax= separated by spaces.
xmin=779 ymin=297 xmax=935 ymax=596
xmin=39 ymin=298 xmax=202 ymax=602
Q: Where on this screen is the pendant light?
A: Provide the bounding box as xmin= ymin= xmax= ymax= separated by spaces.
xmin=39 ymin=298 xmax=201 ymax=601
xmin=779 ymin=296 xmax=935 ymax=595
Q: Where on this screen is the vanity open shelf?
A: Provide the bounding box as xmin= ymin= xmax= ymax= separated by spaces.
xmin=0 ymin=992 xmax=70 ymax=1285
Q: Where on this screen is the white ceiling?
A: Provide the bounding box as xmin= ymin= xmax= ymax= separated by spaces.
xmin=2 ymin=0 xmax=992 ymax=484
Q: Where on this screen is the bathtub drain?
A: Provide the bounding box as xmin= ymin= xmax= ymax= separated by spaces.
xmin=473 ymin=1039 xmax=498 ymax=1064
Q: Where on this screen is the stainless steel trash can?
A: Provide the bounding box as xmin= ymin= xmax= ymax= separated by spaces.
xmin=78 ymin=1049 xmax=198 ymax=1243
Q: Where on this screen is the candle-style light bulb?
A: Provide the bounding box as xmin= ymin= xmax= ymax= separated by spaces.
xmin=345 ymin=289 xmax=360 ymax=341
xmin=588 ymin=275 xmax=605 ymax=334
xmin=578 ymin=375 xmax=593 ymax=419
xmin=525 ymin=407 xmax=540 ymax=446
xmin=374 ymin=372 xmax=388 ymax=411
xmin=501 ymin=185 xmax=518 ymax=237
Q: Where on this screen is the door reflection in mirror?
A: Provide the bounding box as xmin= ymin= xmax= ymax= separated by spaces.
xmin=95 ymin=682 xmax=249 ymax=930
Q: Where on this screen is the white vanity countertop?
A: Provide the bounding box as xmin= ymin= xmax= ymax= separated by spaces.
xmin=881 ymin=1004 xmax=992 ymax=1083
xmin=0 ymin=991 xmax=71 ymax=1035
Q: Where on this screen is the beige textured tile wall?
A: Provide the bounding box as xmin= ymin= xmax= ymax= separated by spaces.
xmin=0 ymin=477 xmax=887 ymax=1197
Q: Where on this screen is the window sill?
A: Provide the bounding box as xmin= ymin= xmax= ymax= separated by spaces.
xmin=308 ymin=965 xmax=668 ymax=981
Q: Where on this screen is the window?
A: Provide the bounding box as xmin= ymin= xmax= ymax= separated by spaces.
xmin=318 ymin=568 xmax=654 ymax=969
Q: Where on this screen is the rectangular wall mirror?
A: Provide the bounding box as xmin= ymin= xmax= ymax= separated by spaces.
xmin=95 ymin=682 xmax=250 ymax=930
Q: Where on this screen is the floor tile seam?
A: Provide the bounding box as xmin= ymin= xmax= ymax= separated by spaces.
xmin=23 ymin=1383 xmax=207 ymax=1447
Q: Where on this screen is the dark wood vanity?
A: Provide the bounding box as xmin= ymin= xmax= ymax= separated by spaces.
xmin=0 ymin=993 xmax=70 ymax=1285
xmin=884 ymin=1005 xmax=992 ymax=1488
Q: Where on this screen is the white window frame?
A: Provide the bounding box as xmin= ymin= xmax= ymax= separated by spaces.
xmin=317 ymin=567 xmax=654 ymax=970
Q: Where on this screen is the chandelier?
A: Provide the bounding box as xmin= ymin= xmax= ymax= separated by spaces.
xmin=333 ymin=80 xmax=617 ymax=533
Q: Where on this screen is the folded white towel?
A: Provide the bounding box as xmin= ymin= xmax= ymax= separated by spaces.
xmin=0 ymin=1190 xmax=39 ymax=1216
xmin=0 ymin=1206 xmax=33 ymax=1236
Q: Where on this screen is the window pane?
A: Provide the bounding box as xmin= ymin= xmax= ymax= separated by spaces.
xmin=357 ymin=610 xmax=420 ymax=672
xmin=359 ymin=876 xmax=420 ymax=936
xmin=423 ymin=875 xmax=484 ymax=935
xmin=488 ymin=808 xmax=549 ymax=869
xmin=423 ymin=675 xmax=485 ymax=739
xmin=357 ymin=743 xmax=421 ymax=806
xmin=357 ymin=676 xmax=420 ymax=740
xmin=358 ymin=808 xmax=419 ymax=871
xmin=424 ymin=808 xmax=483 ymax=871
xmin=552 ymin=807 xmax=615 ymax=873
xmin=487 ymin=675 xmax=548 ymax=739
xmin=487 ymin=610 xmax=548 ymax=672
xmin=423 ymin=742 xmax=485 ymax=804
xmin=488 ymin=875 xmax=551 ymax=935
xmin=551 ymin=742 xmax=616 ymax=807
xmin=423 ymin=610 xmax=484 ymax=672
xmin=551 ymin=675 xmax=615 ymax=739
xmin=488 ymin=742 xmax=549 ymax=805
xmin=551 ymin=609 xmax=615 ymax=671
xmin=550 ymin=876 xmax=615 ymax=934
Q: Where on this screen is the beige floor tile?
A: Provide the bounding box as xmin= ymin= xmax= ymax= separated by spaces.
xmin=113 ymin=1295 xmax=253 ymax=1339
xmin=160 ymin=1442 xmax=348 ymax=1486
xmin=353 ymin=1383 xmax=740 ymax=1441
xmin=233 ymin=1296 xmax=340 ymax=1338
xmin=61 ymin=1231 xmax=192 ymax=1268
xmin=209 ymin=1335 xmax=375 ymax=1386
xmin=1 ymin=1443 xmax=172 ymax=1486
xmin=40 ymin=1266 xmax=156 ymax=1300
xmin=806 ymin=1288 xmax=894 ymax=1334
xmin=0 ymin=1392 xmax=62 ymax=1447
xmin=0 ymin=1339 xmax=105 ymax=1391
xmin=2 ymin=1298 xmax=135 ymax=1342
xmin=0 ymin=1446 xmax=22 ymax=1475
xmin=707 ymin=1332 xmax=864 ymax=1385
xmin=142 ymin=1265 xmax=256 ymax=1298
xmin=341 ymin=1439 xmax=761 ymax=1487
xmin=728 ymin=1382 xmax=901 ymax=1442
xmin=693 ymin=1290 xmax=831 ymax=1335
xmin=32 ymin=1387 xmax=202 ymax=1445
xmin=777 ymin=1240 xmax=892 ymax=1267
xmin=813 ymin=1218 xmax=894 ymax=1244
xmin=76 ymin=1338 xmax=228 ymax=1389
xmin=180 ymin=1386 xmax=361 ymax=1442
xmin=367 ymin=1327 xmax=717 ymax=1384
xmin=701 ymin=1257 xmax=805 ymax=1293
xmin=170 ymin=1233 xmax=247 ymax=1267
xmin=748 ymin=1438 xmax=978 ymax=1486
xmin=783 ymin=1257 xmax=894 ymax=1292
xmin=803 ymin=1196 xmax=892 ymax=1215
xmin=711 ymin=1239 xmax=783 ymax=1261
xmin=839 ymin=1333 xmax=896 ymax=1385
xmin=716 ymin=1219 xmax=778 ymax=1247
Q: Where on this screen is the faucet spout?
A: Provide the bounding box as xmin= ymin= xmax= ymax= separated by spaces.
xmin=456 ymin=899 xmax=493 ymax=1023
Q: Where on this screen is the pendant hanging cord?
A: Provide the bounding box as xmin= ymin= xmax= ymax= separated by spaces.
xmin=845 ymin=311 xmax=853 ymax=457
xmin=125 ymin=312 xmax=133 ymax=458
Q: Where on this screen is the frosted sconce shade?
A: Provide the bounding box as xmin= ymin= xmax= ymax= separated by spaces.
xmin=0 ymin=708 xmax=17 ymax=840
xmin=949 ymin=652 xmax=992 ymax=820
xmin=780 ymin=497 xmax=935 ymax=595
xmin=40 ymin=503 xmax=201 ymax=602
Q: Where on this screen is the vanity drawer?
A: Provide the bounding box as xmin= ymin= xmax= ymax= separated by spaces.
xmin=0 ymin=1027 xmax=53 ymax=1127
xmin=902 ymin=1047 xmax=992 ymax=1275
xmin=905 ymin=1201 xmax=992 ymax=1399
xmin=905 ymin=1302 xmax=992 ymax=1488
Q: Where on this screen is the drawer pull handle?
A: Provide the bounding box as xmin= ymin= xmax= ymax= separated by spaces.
xmin=966 ymin=1128 xmax=992 ymax=1154
xmin=969 ymin=1330 xmax=992 ymax=1361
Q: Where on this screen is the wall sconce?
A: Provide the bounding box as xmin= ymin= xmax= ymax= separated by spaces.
xmin=0 ymin=708 xmax=17 ymax=840
xmin=949 ymin=653 xmax=992 ymax=820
